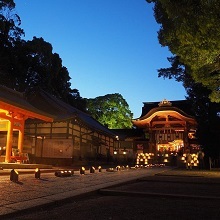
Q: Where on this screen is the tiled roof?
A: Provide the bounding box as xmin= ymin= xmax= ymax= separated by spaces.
xmin=138 ymin=106 xmax=195 ymax=121
xmin=27 ymin=90 xmax=115 ymax=137
xmin=141 ymin=100 xmax=195 ymax=118
xmin=0 ymin=85 xmax=53 ymax=121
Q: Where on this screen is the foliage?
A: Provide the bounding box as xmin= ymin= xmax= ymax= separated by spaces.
xmin=185 ymin=73 xmax=220 ymax=157
xmin=0 ymin=0 xmax=86 ymax=111
xmin=0 ymin=0 xmax=24 ymax=84
xmin=146 ymin=0 xmax=220 ymax=155
xmin=86 ymin=93 xmax=133 ymax=129
xmin=0 ymin=0 xmax=24 ymax=45
xmin=67 ymin=88 xmax=87 ymax=112
xmin=157 ymin=54 xmax=220 ymax=156
xmin=146 ymin=0 xmax=220 ymax=102
xmin=12 ymin=37 xmax=71 ymax=95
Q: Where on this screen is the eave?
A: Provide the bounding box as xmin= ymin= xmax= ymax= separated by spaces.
xmin=0 ymin=101 xmax=53 ymax=122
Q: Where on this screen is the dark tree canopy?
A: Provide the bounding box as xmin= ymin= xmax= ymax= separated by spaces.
xmin=0 ymin=0 xmax=24 ymax=84
xmin=147 ymin=0 xmax=220 ymax=102
xmin=86 ymin=94 xmax=133 ymax=129
xmin=13 ymin=37 xmax=72 ymax=96
xmin=157 ymin=55 xmax=220 ymax=157
xmin=0 ymin=0 xmax=24 ymax=45
xmin=0 ymin=0 xmax=86 ymax=111
xmin=146 ymin=0 xmax=220 ymax=156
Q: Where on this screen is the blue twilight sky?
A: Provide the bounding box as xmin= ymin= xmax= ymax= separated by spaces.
xmin=14 ymin=0 xmax=186 ymax=118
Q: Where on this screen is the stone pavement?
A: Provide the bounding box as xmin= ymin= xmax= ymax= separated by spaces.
xmin=0 ymin=166 xmax=220 ymax=218
xmin=0 ymin=166 xmax=171 ymax=217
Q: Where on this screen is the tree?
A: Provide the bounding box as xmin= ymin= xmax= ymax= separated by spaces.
xmin=17 ymin=37 xmax=72 ymax=95
xmin=146 ymin=0 xmax=220 ymax=156
xmin=146 ymin=0 xmax=220 ymax=102
xmin=0 ymin=0 xmax=24 ymax=46
xmin=0 ymin=1 xmax=86 ymax=112
xmin=6 ymin=37 xmax=68 ymax=97
xmin=0 ymin=0 xmax=24 ymax=85
xmin=13 ymin=37 xmax=86 ymax=111
xmin=86 ymin=94 xmax=133 ymax=129
xmin=67 ymin=88 xmax=87 ymax=112
xmin=174 ymin=62 xmax=220 ymax=157
xmin=157 ymin=54 xmax=220 ymax=157
xmin=185 ymin=74 xmax=220 ymax=157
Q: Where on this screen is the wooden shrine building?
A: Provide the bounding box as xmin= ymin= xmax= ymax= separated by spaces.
xmin=132 ymin=99 xmax=198 ymax=156
xmin=24 ymin=90 xmax=116 ymax=166
xmin=0 ymin=85 xmax=53 ymax=162
xmin=0 ymin=86 xmax=116 ymax=165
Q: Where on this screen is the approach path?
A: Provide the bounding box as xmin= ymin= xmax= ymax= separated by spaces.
xmin=1 ymin=166 xmax=220 ymax=219
xmin=0 ymin=166 xmax=170 ymax=217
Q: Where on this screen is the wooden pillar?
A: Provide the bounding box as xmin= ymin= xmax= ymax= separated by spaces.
xmin=5 ymin=119 xmax=14 ymax=162
xmin=183 ymin=125 xmax=189 ymax=152
xmin=50 ymin=122 xmax=52 ymax=139
xmin=18 ymin=120 xmax=24 ymax=153
xmin=41 ymin=137 xmax=44 ymax=157
xmin=66 ymin=120 xmax=69 ymax=138
xmin=149 ymin=128 xmax=153 ymax=152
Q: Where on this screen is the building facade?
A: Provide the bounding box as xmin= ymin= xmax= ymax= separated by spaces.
xmin=24 ymin=90 xmax=116 ymax=166
xmin=0 ymin=85 xmax=53 ymax=163
xmin=1 ymin=85 xmax=201 ymax=167
xmin=132 ymin=99 xmax=199 ymax=166
xmin=0 ymin=86 xmax=116 ymax=165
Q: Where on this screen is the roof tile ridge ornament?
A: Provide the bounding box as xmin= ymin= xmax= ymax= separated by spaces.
xmin=158 ymin=99 xmax=172 ymax=107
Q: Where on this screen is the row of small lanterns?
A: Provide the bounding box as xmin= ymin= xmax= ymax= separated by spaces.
xmin=136 ymin=152 xmax=199 ymax=167
xmin=10 ymin=162 xmax=165 ymax=183
xmin=10 ymin=165 xmax=133 ymax=182
xmin=181 ymin=153 xmax=199 ymax=166
xmin=10 ymin=168 xmax=41 ymax=182
xmin=136 ymin=153 xmax=155 ymax=165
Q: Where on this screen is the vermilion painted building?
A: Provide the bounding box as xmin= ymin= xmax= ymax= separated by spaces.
xmin=132 ymin=99 xmax=198 ymax=156
xmin=0 ymin=86 xmax=115 ymax=165
xmin=0 ymin=85 xmax=53 ymax=162
xmin=24 ymin=89 xmax=116 ymax=166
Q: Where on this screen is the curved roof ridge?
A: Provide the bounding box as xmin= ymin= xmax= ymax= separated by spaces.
xmin=135 ymin=106 xmax=195 ymax=121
